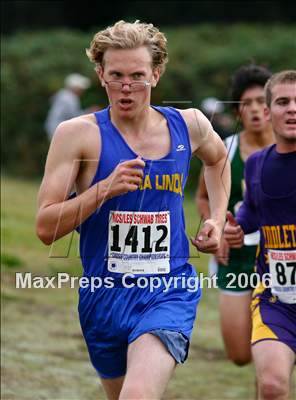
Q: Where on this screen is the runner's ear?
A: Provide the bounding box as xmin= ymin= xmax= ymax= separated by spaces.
xmin=264 ymin=106 xmax=270 ymax=121
xmin=96 ymin=65 xmax=105 ymax=87
xmin=151 ymin=67 xmax=160 ymax=88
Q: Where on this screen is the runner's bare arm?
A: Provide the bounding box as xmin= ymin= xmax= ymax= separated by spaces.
xmin=195 ymin=169 xmax=210 ymax=220
xmin=196 ymin=168 xmax=230 ymax=264
xmin=36 ymin=120 xmax=145 ymax=245
xmin=36 ymin=119 xmax=103 ymax=244
xmin=183 ymin=108 xmax=230 ymax=230
xmin=181 ymin=109 xmax=230 ymax=252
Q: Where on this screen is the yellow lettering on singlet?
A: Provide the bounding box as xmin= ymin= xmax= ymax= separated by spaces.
xmin=155 ymin=175 xmax=164 ymax=190
xmin=290 ymin=225 xmax=296 ymax=247
xmin=142 ymin=174 xmax=152 ymax=190
xmin=270 ymin=226 xmax=280 ymax=248
xmin=164 ymin=174 xmax=174 ymax=191
xmin=263 ymin=227 xmax=269 ymax=247
xmin=263 ymin=224 xmax=295 ymax=250
xmin=173 ymin=173 xmax=182 ymax=196
xmin=282 ymin=225 xmax=292 ymax=248
xmin=155 ymin=173 xmax=183 ymax=196
xmin=275 ymin=226 xmax=284 ymax=248
xmin=263 ymin=226 xmax=273 ymax=248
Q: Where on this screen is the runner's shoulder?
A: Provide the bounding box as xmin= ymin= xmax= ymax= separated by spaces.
xmin=245 ymin=145 xmax=273 ymax=179
xmin=178 ymin=108 xmax=206 ymax=125
xmin=49 ymin=114 xmax=101 ymax=159
xmin=178 ymin=108 xmax=213 ymax=141
xmin=53 ymin=113 xmax=99 ymax=141
xmin=246 ymin=145 xmax=271 ymax=166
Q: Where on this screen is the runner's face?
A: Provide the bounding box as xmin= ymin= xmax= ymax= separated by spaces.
xmin=239 ymin=86 xmax=269 ymax=134
xmin=98 ymin=46 xmax=159 ymax=118
xmin=270 ymin=83 xmax=296 ymax=142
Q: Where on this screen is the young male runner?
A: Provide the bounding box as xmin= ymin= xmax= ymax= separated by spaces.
xmin=196 ymin=65 xmax=274 ymax=365
xmin=36 ymin=21 xmax=230 ymax=399
xmin=224 ymin=70 xmax=296 ymax=400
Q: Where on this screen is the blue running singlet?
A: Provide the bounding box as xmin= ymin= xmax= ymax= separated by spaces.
xmin=77 ymin=106 xmax=201 ymax=378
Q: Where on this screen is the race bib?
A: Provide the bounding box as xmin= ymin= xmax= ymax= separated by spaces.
xmin=268 ymin=249 xmax=296 ymax=304
xmin=108 ymin=211 xmax=170 ymax=274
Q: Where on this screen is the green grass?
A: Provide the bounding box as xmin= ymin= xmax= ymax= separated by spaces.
xmin=2 ymin=176 xmax=259 ymax=399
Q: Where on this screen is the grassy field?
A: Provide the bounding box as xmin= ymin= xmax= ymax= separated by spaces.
xmin=0 ymin=176 xmax=273 ymax=399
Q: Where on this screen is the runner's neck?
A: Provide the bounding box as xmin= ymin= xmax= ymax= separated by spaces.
xmin=241 ymin=127 xmax=274 ymax=149
xmin=110 ymin=106 xmax=161 ymax=138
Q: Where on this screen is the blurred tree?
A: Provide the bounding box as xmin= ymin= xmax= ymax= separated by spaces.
xmin=1 ymin=1 xmax=296 ymax=34
xmin=1 ymin=24 xmax=296 ymax=188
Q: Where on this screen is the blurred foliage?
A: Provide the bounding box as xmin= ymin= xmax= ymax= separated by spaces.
xmin=1 ymin=252 xmax=23 ymax=269
xmin=1 ymin=30 xmax=103 ymax=177
xmin=2 ymin=24 xmax=296 ymax=189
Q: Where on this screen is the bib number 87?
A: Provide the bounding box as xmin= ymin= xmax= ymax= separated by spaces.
xmin=275 ymin=262 xmax=296 ymax=285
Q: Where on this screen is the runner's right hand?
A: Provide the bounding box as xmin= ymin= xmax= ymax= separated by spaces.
xmin=223 ymin=211 xmax=244 ymax=248
xmin=190 ymin=219 xmax=221 ymax=253
xmin=101 ymin=157 xmax=145 ymax=200
xmin=215 ymin=236 xmax=230 ymax=266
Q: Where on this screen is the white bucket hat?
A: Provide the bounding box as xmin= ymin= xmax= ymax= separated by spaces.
xmin=65 ymin=73 xmax=91 ymax=90
xmin=201 ymin=97 xmax=224 ymax=115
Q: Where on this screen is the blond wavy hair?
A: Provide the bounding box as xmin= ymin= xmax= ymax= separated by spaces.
xmin=265 ymin=70 xmax=296 ymax=107
xmin=86 ymin=20 xmax=168 ymax=76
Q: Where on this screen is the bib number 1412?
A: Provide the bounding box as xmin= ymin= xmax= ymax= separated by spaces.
xmin=110 ymin=224 xmax=168 ymax=253
xmin=108 ymin=211 xmax=171 ymax=274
